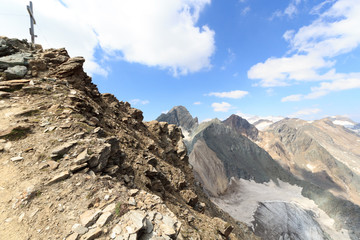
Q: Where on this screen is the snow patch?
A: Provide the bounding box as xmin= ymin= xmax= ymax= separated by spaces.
xmin=211 ymin=179 xmax=350 ymax=240
xmin=333 ymin=120 xmax=354 ymax=126
xmin=306 ymin=164 xmax=315 ymax=171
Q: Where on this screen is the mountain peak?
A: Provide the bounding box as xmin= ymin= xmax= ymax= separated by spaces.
xmin=156 ymin=105 xmax=198 ymax=132
xmin=223 ymin=114 xmax=258 ymax=140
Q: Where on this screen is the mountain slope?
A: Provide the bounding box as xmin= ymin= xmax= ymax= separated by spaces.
xmin=259 ymin=118 xmax=360 ymax=205
xmin=0 ymin=37 xmax=257 ymax=240
xmin=158 ymin=106 xmax=360 ymax=240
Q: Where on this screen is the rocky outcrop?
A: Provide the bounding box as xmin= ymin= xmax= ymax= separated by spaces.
xmin=0 ymin=37 xmax=258 ymax=240
xmin=223 ymin=114 xmax=258 ymax=140
xmin=156 ymin=106 xmax=198 ymax=133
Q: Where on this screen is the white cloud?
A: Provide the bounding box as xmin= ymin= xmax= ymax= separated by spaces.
xmin=207 ymin=90 xmax=248 ymax=99
xmin=193 ymin=101 xmax=202 ymax=105
xmin=284 ymin=3 xmax=298 ymax=18
xmin=0 ymin=0 xmax=214 ymax=76
xmin=212 ymin=102 xmax=232 ymax=112
xmin=289 ymin=108 xmax=321 ymax=118
xmin=130 ymin=99 xmax=150 ymax=105
xmin=249 ymin=0 xmax=360 ymax=99
xmin=282 ymin=94 xmax=303 ymax=102
xmin=310 ymin=0 xmax=336 ymax=15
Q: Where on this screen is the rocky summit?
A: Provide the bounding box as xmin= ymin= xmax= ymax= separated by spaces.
xmin=0 ymin=37 xmax=258 ymax=240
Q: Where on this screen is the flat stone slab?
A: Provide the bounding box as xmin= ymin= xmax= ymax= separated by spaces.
xmin=74 ymin=149 xmax=88 ymax=165
xmin=51 ymin=141 xmax=77 ymax=159
xmin=80 ymin=209 xmax=102 ymax=227
xmin=0 ymin=52 xmax=32 ymax=67
xmin=10 ymin=156 xmax=23 ymax=162
xmin=46 ymin=171 xmax=70 ymax=185
xmin=80 ymin=227 xmax=102 ymax=240
xmin=0 ymin=79 xmax=30 ymax=85
xmin=72 ymin=223 xmax=88 ymax=235
xmin=96 ymin=211 xmax=112 ymax=227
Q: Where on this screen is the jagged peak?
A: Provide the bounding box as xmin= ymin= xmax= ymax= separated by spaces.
xmin=156 ymin=105 xmax=198 ymax=132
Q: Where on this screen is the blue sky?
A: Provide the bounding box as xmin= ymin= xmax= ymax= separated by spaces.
xmin=1 ymin=0 xmax=360 ymax=122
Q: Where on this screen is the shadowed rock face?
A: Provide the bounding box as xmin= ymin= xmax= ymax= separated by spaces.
xmin=253 ymin=202 xmax=329 ymax=240
xmin=156 ymin=106 xmax=198 ymax=133
xmin=223 ymin=114 xmax=258 ymax=140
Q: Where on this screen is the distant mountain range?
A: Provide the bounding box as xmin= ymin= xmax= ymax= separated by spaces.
xmin=157 ymin=106 xmax=360 ymax=240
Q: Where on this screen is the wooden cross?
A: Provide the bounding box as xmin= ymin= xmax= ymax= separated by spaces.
xmin=27 ymin=1 xmax=37 ymax=44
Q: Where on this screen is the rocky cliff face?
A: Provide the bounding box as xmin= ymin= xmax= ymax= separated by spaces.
xmin=0 ymin=37 xmax=257 ymax=240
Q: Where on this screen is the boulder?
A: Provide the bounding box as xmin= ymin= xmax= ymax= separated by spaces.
xmin=4 ymin=65 xmax=27 ymax=79
xmin=0 ymin=52 xmax=32 ymax=67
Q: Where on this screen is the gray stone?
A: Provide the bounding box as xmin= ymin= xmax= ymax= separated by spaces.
xmin=110 ymin=224 xmax=122 ymax=239
xmin=46 ymin=171 xmax=70 ymax=185
xmin=96 ymin=211 xmax=112 ymax=227
xmin=4 ymin=65 xmax=27 ymax=79
xmin=70 ymin=163 xmax=88 ymax=173
xmin=72 ymin=223 xmax=89 ymax=235
xmin=122 ymin=210 xmax=146 ymax=233
xmin=128 ymin=197 xmax=136 ymax=206
xmin=67 ymin=233 xmax=79 ymax=240
xmin=74 ymin=149 xmax=89 ymax=165
xmin=10 ymin=156 xmax=23 ymax=162
xmin=0 ymin=52 xmax=32 ymax=67
xmin=51 ymin=141 xmax=77 ymax=159
xmin=48 ymin=160 xmax=60 ymax=170
xmin=80 ymin=227 xmax=102 ymax=240
xmin=88 ymin=143 xmax=111 ymax=171
xmin=129 ymin=189 xmax=139 ymax=196
xmin=102 ymin=203 xmax=116 ymax=213
xmin=80 ymin=209 xmax=102 ymax=227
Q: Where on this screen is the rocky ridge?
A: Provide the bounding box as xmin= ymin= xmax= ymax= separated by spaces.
xmin=0 ymin=37 xmax=257 ymax=240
